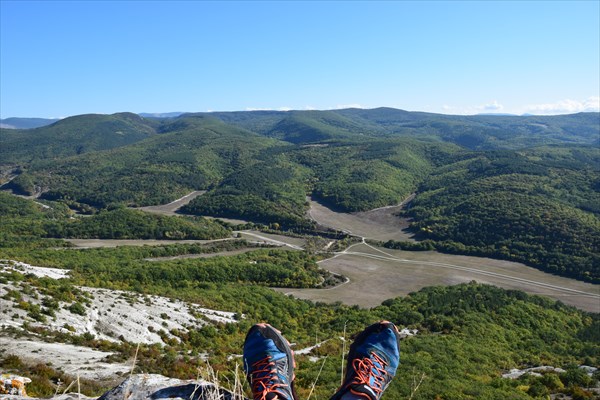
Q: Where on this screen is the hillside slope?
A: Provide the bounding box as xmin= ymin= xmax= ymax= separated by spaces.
xmin=2 ymin=263 xmax=598 ymax=400
xmin=1 ymin=109 xmax=598 ymax=283
xmin=6 ymin=116 xmax=281 ymax=206
xmin=0 ymin=113 xmax=158 ymax=164
xmin=199 ymin=108 xmax=600 ymax=149
xmin=403 ymin=146 xmax=600 ymax=282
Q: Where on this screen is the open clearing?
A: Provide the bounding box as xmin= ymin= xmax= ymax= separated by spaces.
xmin=276 ymin=242 xmax=600 ymax=313
xmin=134 ymin=191 xmax=206 ymax=215
xmin=64 ymin=231 xmax=303 ymax=250
xmin=238 ymin=231 xmax=306 ymax=250
xmin=308 ymin=197 xmax=414 ymax=241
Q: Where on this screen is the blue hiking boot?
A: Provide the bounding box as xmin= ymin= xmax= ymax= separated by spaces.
xmin=243 ymin=323 xmax=297 ymax=400
xmin=331 ymin=321 xmax=401 ymax=400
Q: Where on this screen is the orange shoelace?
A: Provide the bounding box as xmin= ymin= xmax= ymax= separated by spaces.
xmin=349 ymin=352 xmax=389 ymax=395
xmin=250 ymin=356 xmax=288 ymax=400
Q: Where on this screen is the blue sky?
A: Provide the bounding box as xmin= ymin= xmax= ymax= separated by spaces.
xmin=1 ymin=1 xmax=599 ymax=118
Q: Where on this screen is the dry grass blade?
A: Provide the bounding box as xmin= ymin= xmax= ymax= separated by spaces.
xmin=200 ymin=359 xmax=224 ymax=400
xmin=123 ymin=342 xmax=140 ymax=400
xmin=189 ymin=366 xmax=203 ymax=400
xmin=306 ymin=356 xmax=328 ymax=400
xmin=232 ymin=362 xmax=245 ymax=400
xmin=340 ymin=321 xmax=347 ymax=386
xmin=61 ymin=380 xmax=76 ymax=395
xmin=408 ymin=368 xmax=426 ymax=400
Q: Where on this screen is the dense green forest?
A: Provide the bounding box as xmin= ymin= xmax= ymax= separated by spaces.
xmin=402 ymin=147 xmax=600 ymax=282
xmin=200 ymin=108 xmax=600 ymax=149
xmin=0 ymin=113 xmax=157 ymax=163
xmin=181 ymin=154 xmax=312 ymax=228
xmin=0 ymin=192 xmax=230 ymax=241
xmin=1 ymin=110 xmax=599 ymax=282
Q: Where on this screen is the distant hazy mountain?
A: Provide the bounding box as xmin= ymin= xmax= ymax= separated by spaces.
xmin=138 ymin=112 xmax=187 ymax=118
xmin=0 ymin=117 xmax=59 ymax=129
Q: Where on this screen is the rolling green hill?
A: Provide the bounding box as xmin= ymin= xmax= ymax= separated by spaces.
xmin=402 ymin=146 xmax=600 ymax=282
xmin=1 ymin=109 xmax=599 ymax=282
xmin=1 ymin=109 xmax=599 ymax=399
xmin=181 ymin=154 xmax=312 ymax=228
xmin=0 ymin=112 xmax=158 ymax=164
xmin=6 ymin=116 xmax=281 ymax=206
xmin=0 ymin=192 xmax=230 ymax=243
xmin=336 ymin=108 xmax=600 ymax=149
xmin=191 ymin=108 xmax=600 ymax=150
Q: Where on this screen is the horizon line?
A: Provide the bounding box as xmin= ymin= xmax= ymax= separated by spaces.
xmin=2 ymin=106 xmax=600 ymax=121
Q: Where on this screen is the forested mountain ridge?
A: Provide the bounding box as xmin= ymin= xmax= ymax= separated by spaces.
xmin=0 ymin=112 xmax=158 ymax=163
xmin=193 ymin=108 xmax=600 ymax=149
xmin=1 ymin=109 xmax=598 ymax=282
xmin=1 ymin=108 xmax=597 ymax=165
xmin=4 ymin=116 xmax=282 ymax=207
xmin=399 ymin=146 xmax=600 ymax=282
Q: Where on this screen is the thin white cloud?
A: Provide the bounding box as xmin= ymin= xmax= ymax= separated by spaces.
xmin=481 ymin=100 xmax=504 ymax=112
xmin=333 ymin=103 xmax=365 ymax=109
xmin=245 ymin=107 xmax=271 ymax=111
xmin=524 ymin=97 xmax=600 ymax=115
xmin=244 ymin=107 xmax=292 ymax=112
xmin=441 ymin=100 xmax=505 ymax=115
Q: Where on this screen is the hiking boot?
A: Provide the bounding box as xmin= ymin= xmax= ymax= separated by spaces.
xmin=331 ymin=321 xmax=401 ymax=400
xmin=243 ymin=323 xmax=297 ymax=400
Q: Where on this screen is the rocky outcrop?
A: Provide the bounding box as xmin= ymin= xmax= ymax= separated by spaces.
xmin=2 ymin=374 xmax=247 ymax=400
xmin=98 ymin=374 xmax=245 ymax=400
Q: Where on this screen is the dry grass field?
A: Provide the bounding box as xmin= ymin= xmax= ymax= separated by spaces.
xmin=135 ymin=190 xmax=206 ymax=215
xmin=308 ymin=198 xmax=414 ymax=241
xmin=275 ymin=242 xmax=600 ymax=313
xmin=65 ymin=230 xmax=304 ymax=250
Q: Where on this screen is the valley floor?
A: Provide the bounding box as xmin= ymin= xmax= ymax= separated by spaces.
xmin=275 ymin=241 xmax=600 ymax=312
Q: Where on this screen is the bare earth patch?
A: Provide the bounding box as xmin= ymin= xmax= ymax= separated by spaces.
xmin=276 ymin=242 xmax=600 ymax=313
xmin=238 ymin=231 xmax=306 ymax=250
xmin=308 ymin=198 xmax=414 ymax=241
xmin=134 ymin=191 xmax=206 ymax=215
